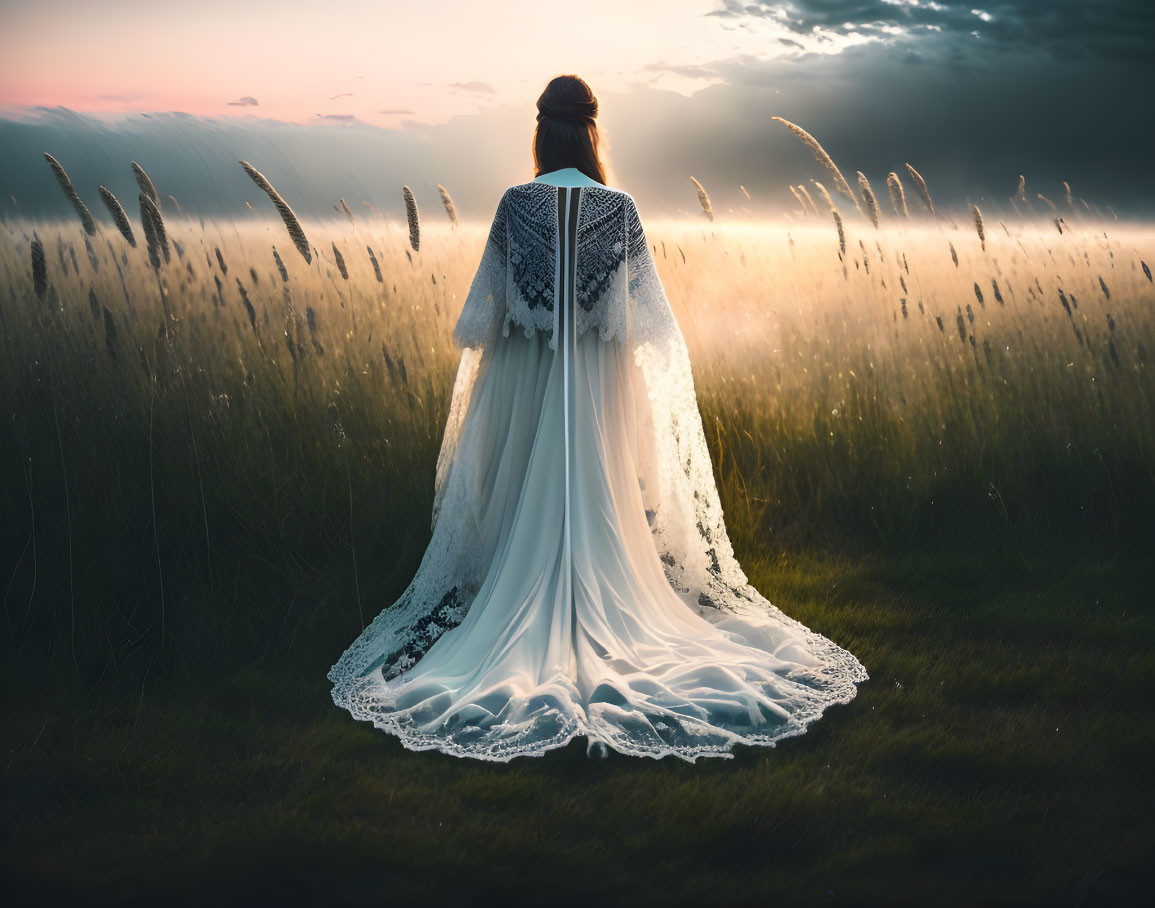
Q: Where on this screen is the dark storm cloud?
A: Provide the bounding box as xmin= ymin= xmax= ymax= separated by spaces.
xmin=606 ymin=37 xmax=1155 ymax=219
xmin=612 ymin=3 xmax=1154 ymax=218
xmin=709 ymin=0 xmax=1155 ymax=61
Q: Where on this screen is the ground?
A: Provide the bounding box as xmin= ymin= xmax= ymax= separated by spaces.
xmin=4 ymin=545 xmax=1150 ymax=907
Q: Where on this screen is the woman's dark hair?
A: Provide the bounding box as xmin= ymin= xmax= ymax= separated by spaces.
xmin=533 ymin=74 xmax=607 ymax=185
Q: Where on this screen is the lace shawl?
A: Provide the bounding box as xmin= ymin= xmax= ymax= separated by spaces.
xmin=451 ymin=183 xmax=634 ymax=351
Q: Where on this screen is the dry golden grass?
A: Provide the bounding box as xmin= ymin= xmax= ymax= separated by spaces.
xmin=690 ymin=176 xmax=714 ymax=222
xmin=437 ymin=184 xmax=458 ymax=227
xmin=240 ymin=160 xmax=313 ymax=263
xmin=43 ymin=152 xmax=96 ymax=235
xmin=1 ymin=208 xmax=1151 ymax=571
xmin=772 ymin=116 xmax=859 ymax=211
xmin=403 ymin=185 xmax=420 ymax=251
xmin=857 ymin=171 xmax=880 ymax=228
xmin=905 ymin=163 xmax=935 ymax=215
xmin=97 ymin=186 xmax=136 ymax=247
xmin=886 ymin=172 xmax=908 ymax=218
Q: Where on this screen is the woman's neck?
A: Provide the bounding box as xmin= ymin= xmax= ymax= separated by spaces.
xmin=534 ymin=167 xmax=600 ymax=187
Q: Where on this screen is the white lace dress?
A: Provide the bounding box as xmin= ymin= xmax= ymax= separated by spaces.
xmin=327 ymin=173 xmax=868 ymax=761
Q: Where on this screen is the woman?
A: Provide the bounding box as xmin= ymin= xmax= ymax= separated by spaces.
xmin=328 ymin=74 xmax=868 ymax=761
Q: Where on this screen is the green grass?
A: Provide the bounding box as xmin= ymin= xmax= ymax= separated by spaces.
xmin=3 ymin=549 xmax=1151 ymax=906
xmin=1 ymin=213 xmax=1153 ymax=904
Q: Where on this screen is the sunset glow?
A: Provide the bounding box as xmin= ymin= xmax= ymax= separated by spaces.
xmin=0 ymin=0 xmax=861 ymax=126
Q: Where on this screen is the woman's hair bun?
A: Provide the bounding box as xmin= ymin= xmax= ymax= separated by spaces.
xmin=536 ymin=89 xmax=598 ymax=127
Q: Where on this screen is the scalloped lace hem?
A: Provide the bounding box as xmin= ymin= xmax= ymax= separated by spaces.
xmin=328 ymin=661 xmax=868 ymax=764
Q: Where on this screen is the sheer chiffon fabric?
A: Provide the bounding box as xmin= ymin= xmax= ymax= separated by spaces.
xmin=330 ymin=322 xmax=867 ymax=761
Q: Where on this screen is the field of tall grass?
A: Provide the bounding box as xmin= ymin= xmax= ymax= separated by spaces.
xmin=2 ymin=196 xmax=1152 ymax=904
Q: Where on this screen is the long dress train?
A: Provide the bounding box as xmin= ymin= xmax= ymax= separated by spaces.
xmin=328 ymin=183 xmax=868 ymax=761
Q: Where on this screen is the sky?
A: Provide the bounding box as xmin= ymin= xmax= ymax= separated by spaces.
xmin=1 ymin=0 xmax=1152 ymax=222
xmin=0 ymin=0 xmax=865 ymax=125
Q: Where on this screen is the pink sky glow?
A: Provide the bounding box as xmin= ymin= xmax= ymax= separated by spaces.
xmin=0 ymin=0 xmax=852 ymax=126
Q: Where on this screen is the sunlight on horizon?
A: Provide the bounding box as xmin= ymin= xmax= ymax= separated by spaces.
xmin=0 ymin=0 xmax=866 ymax=127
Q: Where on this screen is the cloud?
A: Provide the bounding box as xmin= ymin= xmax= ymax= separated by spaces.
xmin=314 ymin=113 xmax=357 ymax=121
xmin=100 ymin=92 xmax=147 ymax=102
xmin=640 ymin=61 xmax=721 ymax=80
xmin=708 ymin=0 xmax=1155 ymax=61
xmin=448 ymin=81 xmax=496 ymax=94
xmin=598 ymin=38 xmax=1155 ymax=217
xmin=227 ymin=96 xmax=259 ymax=106
xmin=378 ymin=108 xmax=415 ymax=115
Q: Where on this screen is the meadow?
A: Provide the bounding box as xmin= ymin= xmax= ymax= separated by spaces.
xmin=1 ymin=198 xmax=1152 ymax=905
